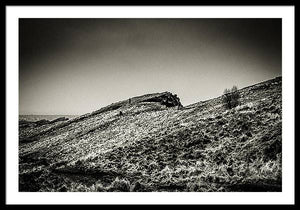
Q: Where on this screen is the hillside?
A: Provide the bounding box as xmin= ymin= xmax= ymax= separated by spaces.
xmin=19 ymin=77 xmax=282 ymax=192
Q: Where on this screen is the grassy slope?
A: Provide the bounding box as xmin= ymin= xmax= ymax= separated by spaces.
xmin=19 ymin=77 xmax=282 ymax=192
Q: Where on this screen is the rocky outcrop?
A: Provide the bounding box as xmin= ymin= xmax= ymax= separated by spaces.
xmin=140 ymin=92 xmax=182 ymax=107
xmin=50 ymin=117 xmax=69 ymax=123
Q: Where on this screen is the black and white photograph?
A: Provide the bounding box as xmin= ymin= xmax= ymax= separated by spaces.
xmin=5 ymin=5 xmax=295 ymax=205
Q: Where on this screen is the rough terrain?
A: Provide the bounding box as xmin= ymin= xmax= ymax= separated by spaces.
xmin=19 ymin=76 xmax=282 ymax=192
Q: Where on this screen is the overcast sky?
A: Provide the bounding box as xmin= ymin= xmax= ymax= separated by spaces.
xmin=19 ymin=18 xmax=281 ymax=115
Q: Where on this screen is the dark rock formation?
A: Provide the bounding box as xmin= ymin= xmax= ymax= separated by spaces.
xmin=35 ymin=119 xmax=51 ymax=126
xmin=50 ymin=117 xmax=69 ymax=123
xmin=141 ymin=92 xmax=182 ymax=108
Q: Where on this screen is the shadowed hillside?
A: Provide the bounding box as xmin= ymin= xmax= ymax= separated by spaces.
xmin=19 ymin=77 xmax=282 ymax=192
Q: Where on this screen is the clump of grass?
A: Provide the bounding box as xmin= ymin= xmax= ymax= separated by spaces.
xmin=235 ymin=102 xmax=255 ymax=111
xmin=89 ymin=181 xmax=107 ymax=192
xmin=186 ymin=182 xmax=205 ymax=192
xmin=130 ymin=180 xmax=150 ymax=192
xmin=108 ymin=177 xmax=131 ymax=192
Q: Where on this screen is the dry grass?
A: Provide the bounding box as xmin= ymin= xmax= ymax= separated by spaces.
xmin=19 ymin=77 xmax=282 ymax=192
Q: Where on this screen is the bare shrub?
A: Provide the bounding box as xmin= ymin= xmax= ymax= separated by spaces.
xmin=222 ymin=86 xmax=240 ymax=109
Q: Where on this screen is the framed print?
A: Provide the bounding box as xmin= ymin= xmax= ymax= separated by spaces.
xmin=5 ymin=4 xmax=296 ymax=205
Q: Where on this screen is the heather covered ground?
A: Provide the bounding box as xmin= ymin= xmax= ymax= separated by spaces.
xmin=19 ymin=77 xmax=282 ymax=192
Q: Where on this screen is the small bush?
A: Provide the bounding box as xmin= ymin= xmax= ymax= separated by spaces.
xmin=223 ymin=86 xmax=241 ymax=109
